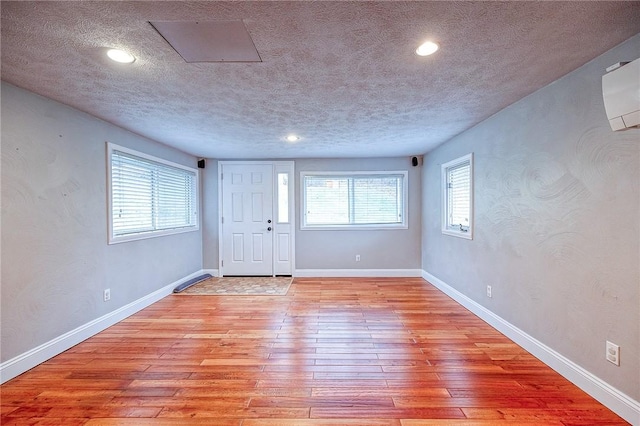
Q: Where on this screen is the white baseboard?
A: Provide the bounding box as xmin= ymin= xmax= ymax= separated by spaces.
xmin=201 ymin=268 xmax=219 ymax=277
xmin=422 ymin=270 xmax=640 ymax=426
xmin=0 ymin=270 xmax=206 ymax=384
xmin=294 ymin=269 xmax=423 ymax=278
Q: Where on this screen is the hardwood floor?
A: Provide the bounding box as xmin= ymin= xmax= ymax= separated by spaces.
xmin=1 ymin=278 xmax=628 ymax=425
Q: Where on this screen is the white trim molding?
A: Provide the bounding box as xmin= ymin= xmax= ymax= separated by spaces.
xmin=201 ymin=269 xmax=219 ymax=277
xmin=0 ymin=270 xmax=207 ymax=384
xmin=422 ymin=270 xmax=640 ymax=426
xmin=295 ymin=269 xmax=422 ymax=278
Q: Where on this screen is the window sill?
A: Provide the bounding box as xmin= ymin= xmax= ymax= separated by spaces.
xmin=301 ymin=224 xmax=408 ymax=231
xmin=108 ymin=225 xmax=199 ymax=244
xmin=442 ymin=228 xmax=473 ymax=240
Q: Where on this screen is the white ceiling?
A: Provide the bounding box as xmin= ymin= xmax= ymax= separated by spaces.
xmin=2 ymin=1 xmax=639 ymax=159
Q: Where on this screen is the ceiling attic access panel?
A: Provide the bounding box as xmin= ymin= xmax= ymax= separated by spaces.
xmin=150 ymin=20 xmax=262 ymax=63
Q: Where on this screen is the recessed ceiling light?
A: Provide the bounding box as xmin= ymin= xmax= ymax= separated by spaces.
xmin=107 ymin=49 xmax=136 ymax=64
xmin=285 ymin=134 xmax=300 ymax=143
xmin=415 ymin=41 xmax=439 ymax=56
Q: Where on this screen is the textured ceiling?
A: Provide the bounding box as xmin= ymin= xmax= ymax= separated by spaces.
xmin=2 ymin=1 xmax=639 ymax=159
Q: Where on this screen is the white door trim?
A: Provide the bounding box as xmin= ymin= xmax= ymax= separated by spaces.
xmin=218 ymin=161 xmax=295 ymax=277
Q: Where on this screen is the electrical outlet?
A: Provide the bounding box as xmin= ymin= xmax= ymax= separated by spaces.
xmin=606 ymin=341 xmax=620 ymax=366
xmin=355 ymin=255 xmax=361 ymax=262
xmin=103 ymin=288 xmax=111 ymax=302
xmin=486 ymin=285 xmax=492 ymax=298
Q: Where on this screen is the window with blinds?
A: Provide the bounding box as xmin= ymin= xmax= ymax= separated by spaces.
xmin=302 ymin=172 xmax=407 ymax=229
xmin=441 ymin=153 xmax=473 ymax=239
xmin=107 ymin=143 xmax=199 ymax=243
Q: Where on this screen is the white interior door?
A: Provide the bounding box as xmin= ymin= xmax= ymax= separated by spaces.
xmin=221 ymin=163 xmax=274 ymax=276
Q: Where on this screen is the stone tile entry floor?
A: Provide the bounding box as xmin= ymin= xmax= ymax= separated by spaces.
xmin=176 ymin=276 xmax=293 ymax=295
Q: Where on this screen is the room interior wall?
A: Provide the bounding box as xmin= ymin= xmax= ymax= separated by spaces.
xmin=295 ymin=157 xmax=422 ymax=272
xmin=203 ymin=157 xmax=422 ymax=274
xmin=422 ymin=34 xmax=639 ymax=401
xmin=1 ymin=82 xmax=203 ymax=364
xmin=201 ymin=160 xmax=219 ymax=270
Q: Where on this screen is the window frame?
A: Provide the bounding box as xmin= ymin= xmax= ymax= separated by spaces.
xmin=107 ymin=142 xmax=199 ymax=244
xmin=300 ymin=170 xmax=408 ymax=230
xmin=441 ymin=153 xmax=473 ymax=240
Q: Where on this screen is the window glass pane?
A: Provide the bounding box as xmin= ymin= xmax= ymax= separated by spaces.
xmin=305 ymin=177 xmax=349 ymax=224
xmin=441 ymin=153 xmax=473 ymax=239
xmin=447 ymin=162 xmax=470 ymax=228
xmin=352 ymin=177 xmax=402 ymax=224
xmin=111 ymin=153 xmax=155 ymax=234
xmin=303 ymin=173 xmax=405 ymax=227
xmin=110 ymin=148 xmax=198 ymax=240
xmin=277 ymin=172 xmax=289 ymax=223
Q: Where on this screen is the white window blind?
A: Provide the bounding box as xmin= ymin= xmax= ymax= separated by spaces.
xmin=108 ymin=144 xmax=198 ymax=243
xmin=302 ymin=172 xmax=407 ymax=229
xmin=447 ymin=162 xmax=470 ymax=229
xmin=442 ymin=153 xmax=473 ymax=239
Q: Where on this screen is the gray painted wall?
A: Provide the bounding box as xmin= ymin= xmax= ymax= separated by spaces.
xmin=1 ymin=82 xmax=203 ymax=362
xmin=422 ymin=35 xmax=640 ymax=399
xmin=296 ymin=157 xmax=421 ymax=270
xmin=202 ymin=157 xmax=422 ymax=271
xmin=201 ymin=161 xmax=219 ymax=270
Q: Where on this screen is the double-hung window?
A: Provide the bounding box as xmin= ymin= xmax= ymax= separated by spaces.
xmin=442 ymin=153 xmax=473 ymax=239
xmin=107 ymin=143 xmax=199 ymax=244
xmin=301 ymin=171 xmax=407 ymax=229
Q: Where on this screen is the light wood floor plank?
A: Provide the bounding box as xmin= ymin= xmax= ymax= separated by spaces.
xmin=0 ymin=278 xmax=628 ymax=424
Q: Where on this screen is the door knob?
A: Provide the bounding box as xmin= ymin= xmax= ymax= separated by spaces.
xmin=267 ymin=219 xmax=272 ymax=223
xmin=267 ymin=227 xmax=272 ymax=231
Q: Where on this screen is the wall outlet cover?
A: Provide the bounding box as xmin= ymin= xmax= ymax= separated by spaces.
xmin=606 ymin=341 xmax=619 ymax=366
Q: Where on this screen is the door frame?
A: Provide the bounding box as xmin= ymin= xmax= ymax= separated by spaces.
xmin=218 ymin=161 xmax=295 ymax=277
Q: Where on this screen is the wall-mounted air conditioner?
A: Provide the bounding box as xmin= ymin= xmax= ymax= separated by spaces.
xmin=602 ymin=58 xmax=640 ymax=131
